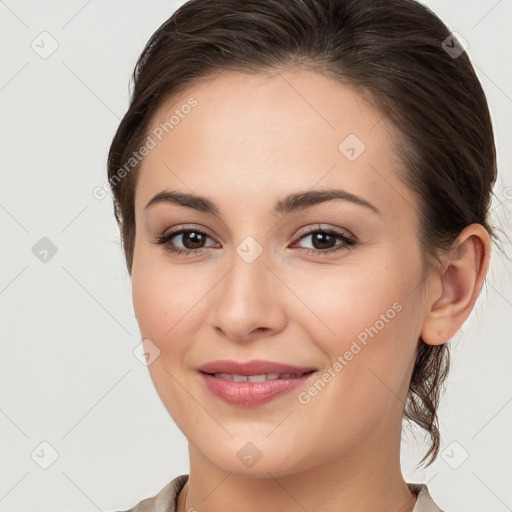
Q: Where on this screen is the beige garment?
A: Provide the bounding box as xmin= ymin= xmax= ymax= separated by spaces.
xmin=119 ymin=474 xmax=445 ymax=512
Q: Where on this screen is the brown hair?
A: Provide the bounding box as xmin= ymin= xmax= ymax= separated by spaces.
xmin=107 ymin=0 xmax=498 ymax=467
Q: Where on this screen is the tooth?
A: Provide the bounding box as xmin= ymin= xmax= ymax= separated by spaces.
xmin=215 ymin=373 xmax=234 ymax=381
xmin=245 ymin=374 xmax=264 ymax=382
xmin=212 ymin=372 xmax=305 ymax=382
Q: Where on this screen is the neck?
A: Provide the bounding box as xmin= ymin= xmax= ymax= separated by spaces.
xmin=178 ymin=419 xmax=417 ymax=512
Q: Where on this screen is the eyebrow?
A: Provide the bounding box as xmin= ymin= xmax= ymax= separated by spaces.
xmin=144 ymin=188 xmax=381 ymax=216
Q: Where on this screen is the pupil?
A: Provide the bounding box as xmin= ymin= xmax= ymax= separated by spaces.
xmin=181 ymin=231 xmax=336 ymax=250
xmin=313 ymin=232 xmax=334 ymax=249
xmin=185 ymin=232 xmax=204 ymax=248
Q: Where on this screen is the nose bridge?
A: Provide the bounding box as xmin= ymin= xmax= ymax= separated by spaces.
xmin=223 ymin=239 xmax=270 ymax=312
xmin=208 ymin=236 xmax=286 ymax=339
xmin=222 ymin=227 xmax=271 ymax=295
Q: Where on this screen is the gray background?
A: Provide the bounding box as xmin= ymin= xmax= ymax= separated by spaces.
xmin=0 ymin=1 xmax=511 ymax=511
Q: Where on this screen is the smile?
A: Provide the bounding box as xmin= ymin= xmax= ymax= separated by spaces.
xmin=209 ymin=372 xmax=311 ymax=382
xmin=200 ymin=370 xmax=317 ymax=407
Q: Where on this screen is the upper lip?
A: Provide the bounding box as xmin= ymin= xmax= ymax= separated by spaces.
xmin=197 ymin=359 xmax=317 ymax=376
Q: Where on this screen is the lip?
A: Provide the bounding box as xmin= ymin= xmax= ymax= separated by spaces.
xmin=197 ymin=359 xmax=317 ymax=375
xmin=197 ymin=359 xmax=317 ymax=407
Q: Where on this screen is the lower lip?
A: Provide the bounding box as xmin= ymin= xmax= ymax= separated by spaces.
xmin=199 ymin=371 xmax=316 ymax=407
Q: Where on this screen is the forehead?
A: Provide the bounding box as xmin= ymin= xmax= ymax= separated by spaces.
xmin=135 ymin=69 xmax=413 ymax=219
xmin=145 ymin=68 xmax=390 ymax=151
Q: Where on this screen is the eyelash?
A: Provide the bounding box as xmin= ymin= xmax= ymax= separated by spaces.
xmin=152 ymin=225 xmax=357 ymax=257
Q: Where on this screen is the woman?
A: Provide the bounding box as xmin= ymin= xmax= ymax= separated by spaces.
xmin=107 ymin=0 xmax=498 ymax=510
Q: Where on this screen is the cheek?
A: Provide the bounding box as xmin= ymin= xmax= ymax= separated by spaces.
xmin=131 ymin=265 xmax=203 ymax=426
xmin=131 ymin=261 xmax=221 ymax=406
xmin=294 ymin=254 xmax=420 ymax=402
xmin=295 ymin=259 xmax=411 ymax=345
xmin=132 ymin=271 xmax=169 ymax=342
xmin=132 ymin=261 xmax=206 ymax=344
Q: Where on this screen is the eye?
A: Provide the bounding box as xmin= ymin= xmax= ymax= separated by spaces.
xmin=292 ymin=226 xmax=357 ymax=256
xmin=152 ymin=226 xmax=218 ymax=255
xmin=152 ymin=224 xmax=357 ymax=257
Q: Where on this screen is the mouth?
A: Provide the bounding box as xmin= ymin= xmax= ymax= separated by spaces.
xmin=201 ymin=370 xmax=316 ymax=382
xmin=198 ymin=363 xmax=317 ymax=407
xmin=197 ymin=358 xmax=317 ymax=376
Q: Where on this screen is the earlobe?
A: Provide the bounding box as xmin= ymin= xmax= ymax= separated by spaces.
xmin=420 ymin=224 xmax=491 ymax=346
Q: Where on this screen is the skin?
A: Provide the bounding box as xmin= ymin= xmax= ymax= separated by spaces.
xmin=130 ymin=68 xmax=490 ymax=512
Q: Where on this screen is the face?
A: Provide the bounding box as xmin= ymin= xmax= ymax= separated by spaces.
xmin=131 ymin=69 xmax=428 ymax=477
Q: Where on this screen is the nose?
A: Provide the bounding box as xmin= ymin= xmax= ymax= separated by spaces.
xmin=207 ymin=245 xmax=288 ymax=343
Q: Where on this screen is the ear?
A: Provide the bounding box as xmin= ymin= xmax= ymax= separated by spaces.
xmin=420 ymin=224 xmax=491 ymax=345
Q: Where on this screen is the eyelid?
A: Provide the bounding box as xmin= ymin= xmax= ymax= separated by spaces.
xmin=153 ymin=223 xmax=357 ymax=256
xmin=160 ymin=223 xmax=215 ymax=238
xmin=155 ymin=224 xmax=219 ymax=246
xmin=294 ymin=223 xmax=354 ymax=241
xmin=155 ymin=224 xmax=354 ymax=243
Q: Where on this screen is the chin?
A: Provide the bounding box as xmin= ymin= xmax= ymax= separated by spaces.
xmin=196 ymin=436 xmax=315 ymax=479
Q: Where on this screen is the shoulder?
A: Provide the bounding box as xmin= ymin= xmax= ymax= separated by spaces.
xmin=115 ymin=474 xmax=189 ymax=512
xmin=116 ymin=476 xmax=443 ymax=511
xmin=408 ymin=482 xmax=446 ymax=512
